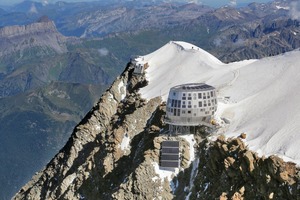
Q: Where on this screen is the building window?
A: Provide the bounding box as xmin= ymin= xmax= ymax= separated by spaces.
xmin=205 ymin=111 xmax=209 ymax=115
xmin=188 ymin=93 xmax=192 ymax=100
xmin=174 ymin=109 xmax=177 ymax=116
xmin=203 ymin=93 xmax=206 ymax=99
xmin=193 ymin=93 xmax=197 ymax=100
xmin=171 ymin=99 xmax=174 ymax=107
xmin=182 ymin=105 xmax=186 ymax=108
xmin=208 ymin=103 xmax=211 ymax=106
xmin=188 ymin=110 xmax=191 ymax=114
xmin=200 ymin=108 xmax=205 ymax=112
xmin=173 ymin=92 xmax=176 ymax=96
xmin=194 ymin=113 xmax=196 ymax=116
xmin=194 ymin=105 xmax=197 ymax=108
xmin=199 ymin=101 xmax=202 ymax=107
xmin=174 ymin=100 xmax=177 ymax=108
xmin=171 ymin=108 xmax=173 ymax=113
xmin=182 ymin=93 xmax=186 ymax=100
xmin=212 ymin=111 xmax=215 ymax=115
xmin=188 ymin=101 xmax=191 ymax=108
xmin=178 ymin=100 xmax=181 ymax=108
xmin=211 ymin=91 xmax=214 ymax=97
xmin=182 ymin=110 xmax=186 ymax=114
xmin=198 ymin=93 xmax=202 ymax=99
xmin=178 ymin=109 xmax=181 ymax=116
xmin=215 ymin=99 xmax=217 ymax=104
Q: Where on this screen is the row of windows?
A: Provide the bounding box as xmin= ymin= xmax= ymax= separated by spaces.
xmin=176 ymin=91 xmax=216 ymax=100
xmin=167 ymin=107 xmax=216 ymax=116
xmin=169 ymin=99 xmax=217 ymax=108
xmin=168 ymin=109 xmax=215 ymax=117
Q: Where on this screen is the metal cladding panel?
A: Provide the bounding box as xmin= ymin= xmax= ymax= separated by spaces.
xmin=162 ymin=141 xmax=179 ymax=147
xmin=161 ymin=147 xmax=179 ymax=154
xmin=160 ymin=161 xmax=179 ymax=168
xmin=161 ymin=154 xmax=179 ymax=161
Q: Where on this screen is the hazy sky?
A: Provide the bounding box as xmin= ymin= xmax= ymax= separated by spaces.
xmin=0 ymin=0 xmax=273 ymax=7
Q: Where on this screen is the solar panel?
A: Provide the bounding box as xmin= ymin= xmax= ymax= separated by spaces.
xmin=161 ymin=154 xmax=179 ymax=160
xmin=161 ymin=148 xmax=179 ymax=154
xmin=160 ymin=161 xmax=179 ymax=168
xmin=160 ymin=140 xmax=180 ymax=168
xmin=162 ymin=141 xmax=179 ymax=147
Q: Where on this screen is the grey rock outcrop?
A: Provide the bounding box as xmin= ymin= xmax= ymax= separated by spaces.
xmin=0 ymin=16 xmax=69 ymax=57
xmin=13 ymin=63 xmax=161 ymax=199
xmin=190 ymin=136 xmax=300 ymax=200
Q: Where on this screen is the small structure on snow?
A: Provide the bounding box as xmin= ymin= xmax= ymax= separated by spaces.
xmin=131 ymin=56 xmax=149 ymax=74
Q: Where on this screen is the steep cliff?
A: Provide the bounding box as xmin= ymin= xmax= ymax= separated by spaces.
xmin=13 ymin=63 xmax=162 ymax=199
xmin=0 ymin=16 xmax=69 ymax=57
xmin=14 ymin=59 xmax=300 ymax=199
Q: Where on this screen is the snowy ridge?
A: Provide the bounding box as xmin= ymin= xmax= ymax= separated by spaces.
xmin=139 ymin=41 xmax=300 ymax=165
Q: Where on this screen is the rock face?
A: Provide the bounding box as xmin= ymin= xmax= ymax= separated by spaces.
xmin=0 ymin=16 xmax=69 ymax=57
xmin=14 ymin=61 xmax=300 ymax=200
xmin=13 ymin=63 xmax=160 ymax=199
xmin=191 ymin=136 xmax=300 ymax=200
xmin=0 ymin=18 xmax=113 ymax=99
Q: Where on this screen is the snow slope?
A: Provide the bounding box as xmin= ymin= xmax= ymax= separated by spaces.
xmin=139 ymin=41 xmax=300 ymax=165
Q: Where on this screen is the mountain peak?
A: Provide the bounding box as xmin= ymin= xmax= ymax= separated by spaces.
xmin=139 ymin=41 xmax=223 ymax=100
xmin=37 ymin=15 xmax=52 ymax=23
xmin=0 ymin=19 xmax=68 ymax=57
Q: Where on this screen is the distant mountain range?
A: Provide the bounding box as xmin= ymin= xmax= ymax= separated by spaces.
xmin=0 ymin=17 xmax=112 ymax=199
xmin=1 ymin=0 xmax=300 ymax=199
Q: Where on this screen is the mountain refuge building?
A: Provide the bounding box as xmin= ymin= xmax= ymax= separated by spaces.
xmin=130 ymin=56 xmax=149 ymax=74
xmin=165 ymin=83 xmax=217 ymax=134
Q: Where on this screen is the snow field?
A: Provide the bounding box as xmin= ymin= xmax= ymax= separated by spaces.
xmin=139 ymin=41 xmax=300 ymax=165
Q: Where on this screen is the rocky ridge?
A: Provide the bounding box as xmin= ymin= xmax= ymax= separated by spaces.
xmin=14 ymin=61 xmax=300 ymax=199
xmin=13 ymin=63 xmax=162 ymax=199
xmin=191 ymin=135 xmax=300 ymax=199
xmin=0 ymin=16 xmax=70 ymax=57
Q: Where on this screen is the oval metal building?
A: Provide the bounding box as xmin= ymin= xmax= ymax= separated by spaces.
xmin=165 ymin=83 xmax=217 ymax=134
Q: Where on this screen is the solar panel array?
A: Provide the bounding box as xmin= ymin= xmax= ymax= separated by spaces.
xmin=160 ymin=141 xmax=180 ymax=168
xmin=182 ymin=84 xmax=213 ymax=90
